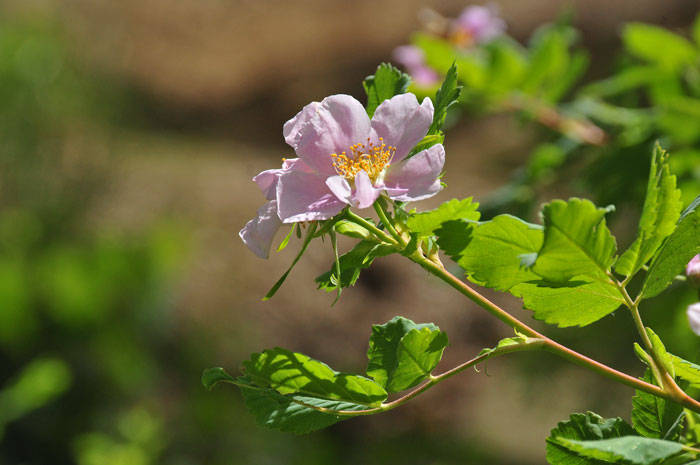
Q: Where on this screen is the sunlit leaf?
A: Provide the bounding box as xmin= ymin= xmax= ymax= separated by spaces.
xmin=555 ymin=437 xmax=684 ymax=465
xmin=428 ymin=62 xmax=462 ymax=135
xmin=623 ymin=23 xmax=698 ymax=71
xmin=363 ymin=63 xmax=411 ymax=117
xmin=406 ymin=197 xmax=480 ymax=237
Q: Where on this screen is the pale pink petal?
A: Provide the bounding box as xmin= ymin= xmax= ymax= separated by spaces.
xmin=326 ymin=175 xmax=353 ymax=204
xmin=384 ymin=144 xmax=445 ymax=202
xmin=239 ymin=201 xmax=282 ymax=259
xmin=253 ymin=158 xmax=310 ymax=200
xmin=371 ymin=94 xmax=434 ymax=162
xmin=295 ymin=95 xmax=371 ymax=175
xmin=352 ymin=170 xmax=382 ymax=209
xmin=688 ymin=254 xmax=700 ymax=287
xmin=456 ymin=5 xmax=505 ymax=43
xmin=688 ymin=303 xmax=700 ymax=336
xmin=276 ymin=168 xmax=346 ymax=223
xmin=283 ymin=101 xmax=321 ymax=149
xmin=393 ymin=45 xmax=425 ymax=68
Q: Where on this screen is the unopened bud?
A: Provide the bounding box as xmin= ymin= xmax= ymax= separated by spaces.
xmin=688 ymin=303 xmax=700 ymax=336
xmin=687 ymin=254 xmax=700 ymax=288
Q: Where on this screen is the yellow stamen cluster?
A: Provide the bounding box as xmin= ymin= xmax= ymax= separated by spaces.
xmin=331 ymin=137 xmax=396 ymax=182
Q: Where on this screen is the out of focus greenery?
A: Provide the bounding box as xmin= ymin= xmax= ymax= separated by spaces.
xmin=2 ymin=6 xmax=700 ymax=465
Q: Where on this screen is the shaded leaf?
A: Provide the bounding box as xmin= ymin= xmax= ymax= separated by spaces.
xmin=202 ymin=367 xmax=235 ymax=391
xmin=366 ymin=316 xmax=448 ymax=392
xmin=631 ymin=370 xmax=684 ymax=440
xmin=315 ymin=240 xmax=395 ymax=293
xmin=669 ymin=353 xmax=700 ymax=388
xmin=547 ymin=411 xmax=636 ymax=465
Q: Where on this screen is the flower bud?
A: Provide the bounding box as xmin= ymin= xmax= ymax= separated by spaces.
xmin=687 ymin=254 xmax=700 ymax=288
xmin=688 ymin=303 xmax=700 ymax=336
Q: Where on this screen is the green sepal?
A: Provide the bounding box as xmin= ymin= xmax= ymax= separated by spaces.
xmin=334 ymin=220 xmax=374 ymax=241
xmin=363 ymin=63 xmax=411 ymax=118
xmin=276 ymin=224 xmax=296 ymax=252
xmin=264 ymin=223 xmax=318 ymax=300
xmin=366 ymin=316 xmax=448 ymax=393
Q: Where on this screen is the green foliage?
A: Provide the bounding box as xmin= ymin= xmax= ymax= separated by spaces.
xmin=512 ymin=278 xmax=624 ymax=328
xmin=264 ymin=223 xmax=318 ymax=300
xmin=363 ymin=63 xmax=411 ymax=118
xmin=668 ymin=354 xmax=700 ymax=388
xmin=631 ymin=371 xmax=684 ymax=440
xmin=243 ymin=348 xmax=387 ymax=406
xmin=366 ymin=316 xmax=448 ymax=392
xmin=406 ymin=198 xmax=480 ymax=237
xmin=641 ymin=194 xmax=700 ymax=299
xmin=546 ymin=412 xmax=636 ymax=465
xmin=532 ymin=198 xmax=617 ymax=283
xmin=615 ymin=144 xmax=682 ymax=277
xmin=428 ymin=62 xmax=462 ymax=135
xmin=315 ymin=239 xmax=394 ymax=293
xmin=623 ymin=23 xmax=698 ymax=71
xmin=555 ymin=436 xmax=685 ymax=465
xmin=452 ymin=214 xmax=542 ymax=291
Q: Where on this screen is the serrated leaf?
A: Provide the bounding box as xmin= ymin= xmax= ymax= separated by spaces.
xmin=557 ymin=436 xmax=684 ymax=465
xmin=315 ymin=240 xmax=395 ymax=292
xmin=264 ymin=223 xmax=318 ymax=300
xmin=238 ymin=377 xmax=368 ymax=434
xmin=428 ymin=62 xmax=462 ymax=135
xmin=406 ymin=198 xmax=480 ymax=237
xmin=547 ymin=412 xmax=637 ymax=465
xmin=435 ymin=219 xmax=476 ymax=258
xmin=615 ymin=144 xmax=683 ymax=277
xmin=669 ymin=353 xmax=700 ymax=388
xmin=532 ymin=198 xmax=617 ymax=283
xmin=363 ymin=63 xmax=411 ymax=118
xmin=455 ymin=214 xmax=543 ymax=291
xmin=366 ymin=316 xmax=448 ymax=392
xmin=623 ymin=23 xmax=698 ymax=71
xmin=511 ymin=277 xmax=624 ymax=328
xmin=641 ymin=194 xmax=700 ymax=299
xmin=632 ymin=370 xmax=684 ymax=440
xmin=243 ymin=348 xmax=387 ymax=407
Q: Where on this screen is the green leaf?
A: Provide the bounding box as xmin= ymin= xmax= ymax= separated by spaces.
xmin=202 ymin=367 xmax=235 ymax=391
xmin=405 ymin=133 xmax=444 ymax=159
xmin=435 ymin=219 xmax=476 ymax=258
xmin=547 ymin=411 xmax=637 ymax=465
xmin=454 ymin=214 xmax=543 ymax=291
xmin=315 ymin=240 xmax=395 ymax=292
xmin=264 ymin=223 xmax=318 ymax=300
xmin=276 ymin=224 xmax=296 ymax=252
xmin=366 ymin=316 xmax=448 ymax=392
xmin=556 ymin=437 xmax=684 ymax=465
xmin=478 ymin=333 xmax=544 ymax=357
xmin=511 ymin=277 xmax=624 ymax=328
xmin=406 ymin=198 xmax=480 ymax=237
xmin=532 ymin=198 xmax=617 ymax=283
xmin=623 ymin=23 xmax=698 ymax=71
xmin=243 ymin=348 xmax=387 ymax=407
xmin=615 ymin=144 xmax=683 ymax=277
xmin=238 ymin=377 xmax=369 ymax=434
xmin=363 ymin=63 xmax=411 ymax=118
xmin=428 ymin=62 xmax=462 ymax=135
xmin=641 ymin=194 xmax=700 ymax=299
xmin=669 ymin=353 xmax=700 ymax=387
xmin=631 ymin=370 xmax=684 ymax=440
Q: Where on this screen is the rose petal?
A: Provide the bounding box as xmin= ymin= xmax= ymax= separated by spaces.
xmin=283 ymin=101 xmax=321 ymax=149
xmin=276 ymin=168 xmax=346 ymax=223
xmin=295 ymin=94 xmax=371 ymax=175
xmin=326 ymin=175 xmax=353 ymax=204
xmin=384 ymin=144 xmax=445 ymax=202
xmin=688 ymin=303 xmax=700 ymax=336
xmin=352 ymin=170 xmax=382 ymax=209
xmin=253 ymin=158 xmax=311 ymax=200
xmin=239 ymin=201 xmax=282 ymax=259
xmin=371 ymin=93 xmax=434 ymax=162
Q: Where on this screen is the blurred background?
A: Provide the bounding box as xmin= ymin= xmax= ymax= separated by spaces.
xmin=1 ymin=0 xmax=700 ymax=464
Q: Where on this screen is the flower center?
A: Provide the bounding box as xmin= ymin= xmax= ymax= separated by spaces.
xmin=331 ymin=137 xmax=396 ymax=183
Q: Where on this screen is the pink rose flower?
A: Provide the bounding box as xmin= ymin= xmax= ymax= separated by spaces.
xmin=688 ymin=302 xmax=700 ymax=336
xmin=392 ymin=46 xmax=440 ymax=87
xmin=452 ymin=5 xmax=506 ymax=46
xmin=687 ymin=254 xmax=700 ymax=288
xmin=240 ymin=93 xmax=445 ymax=258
